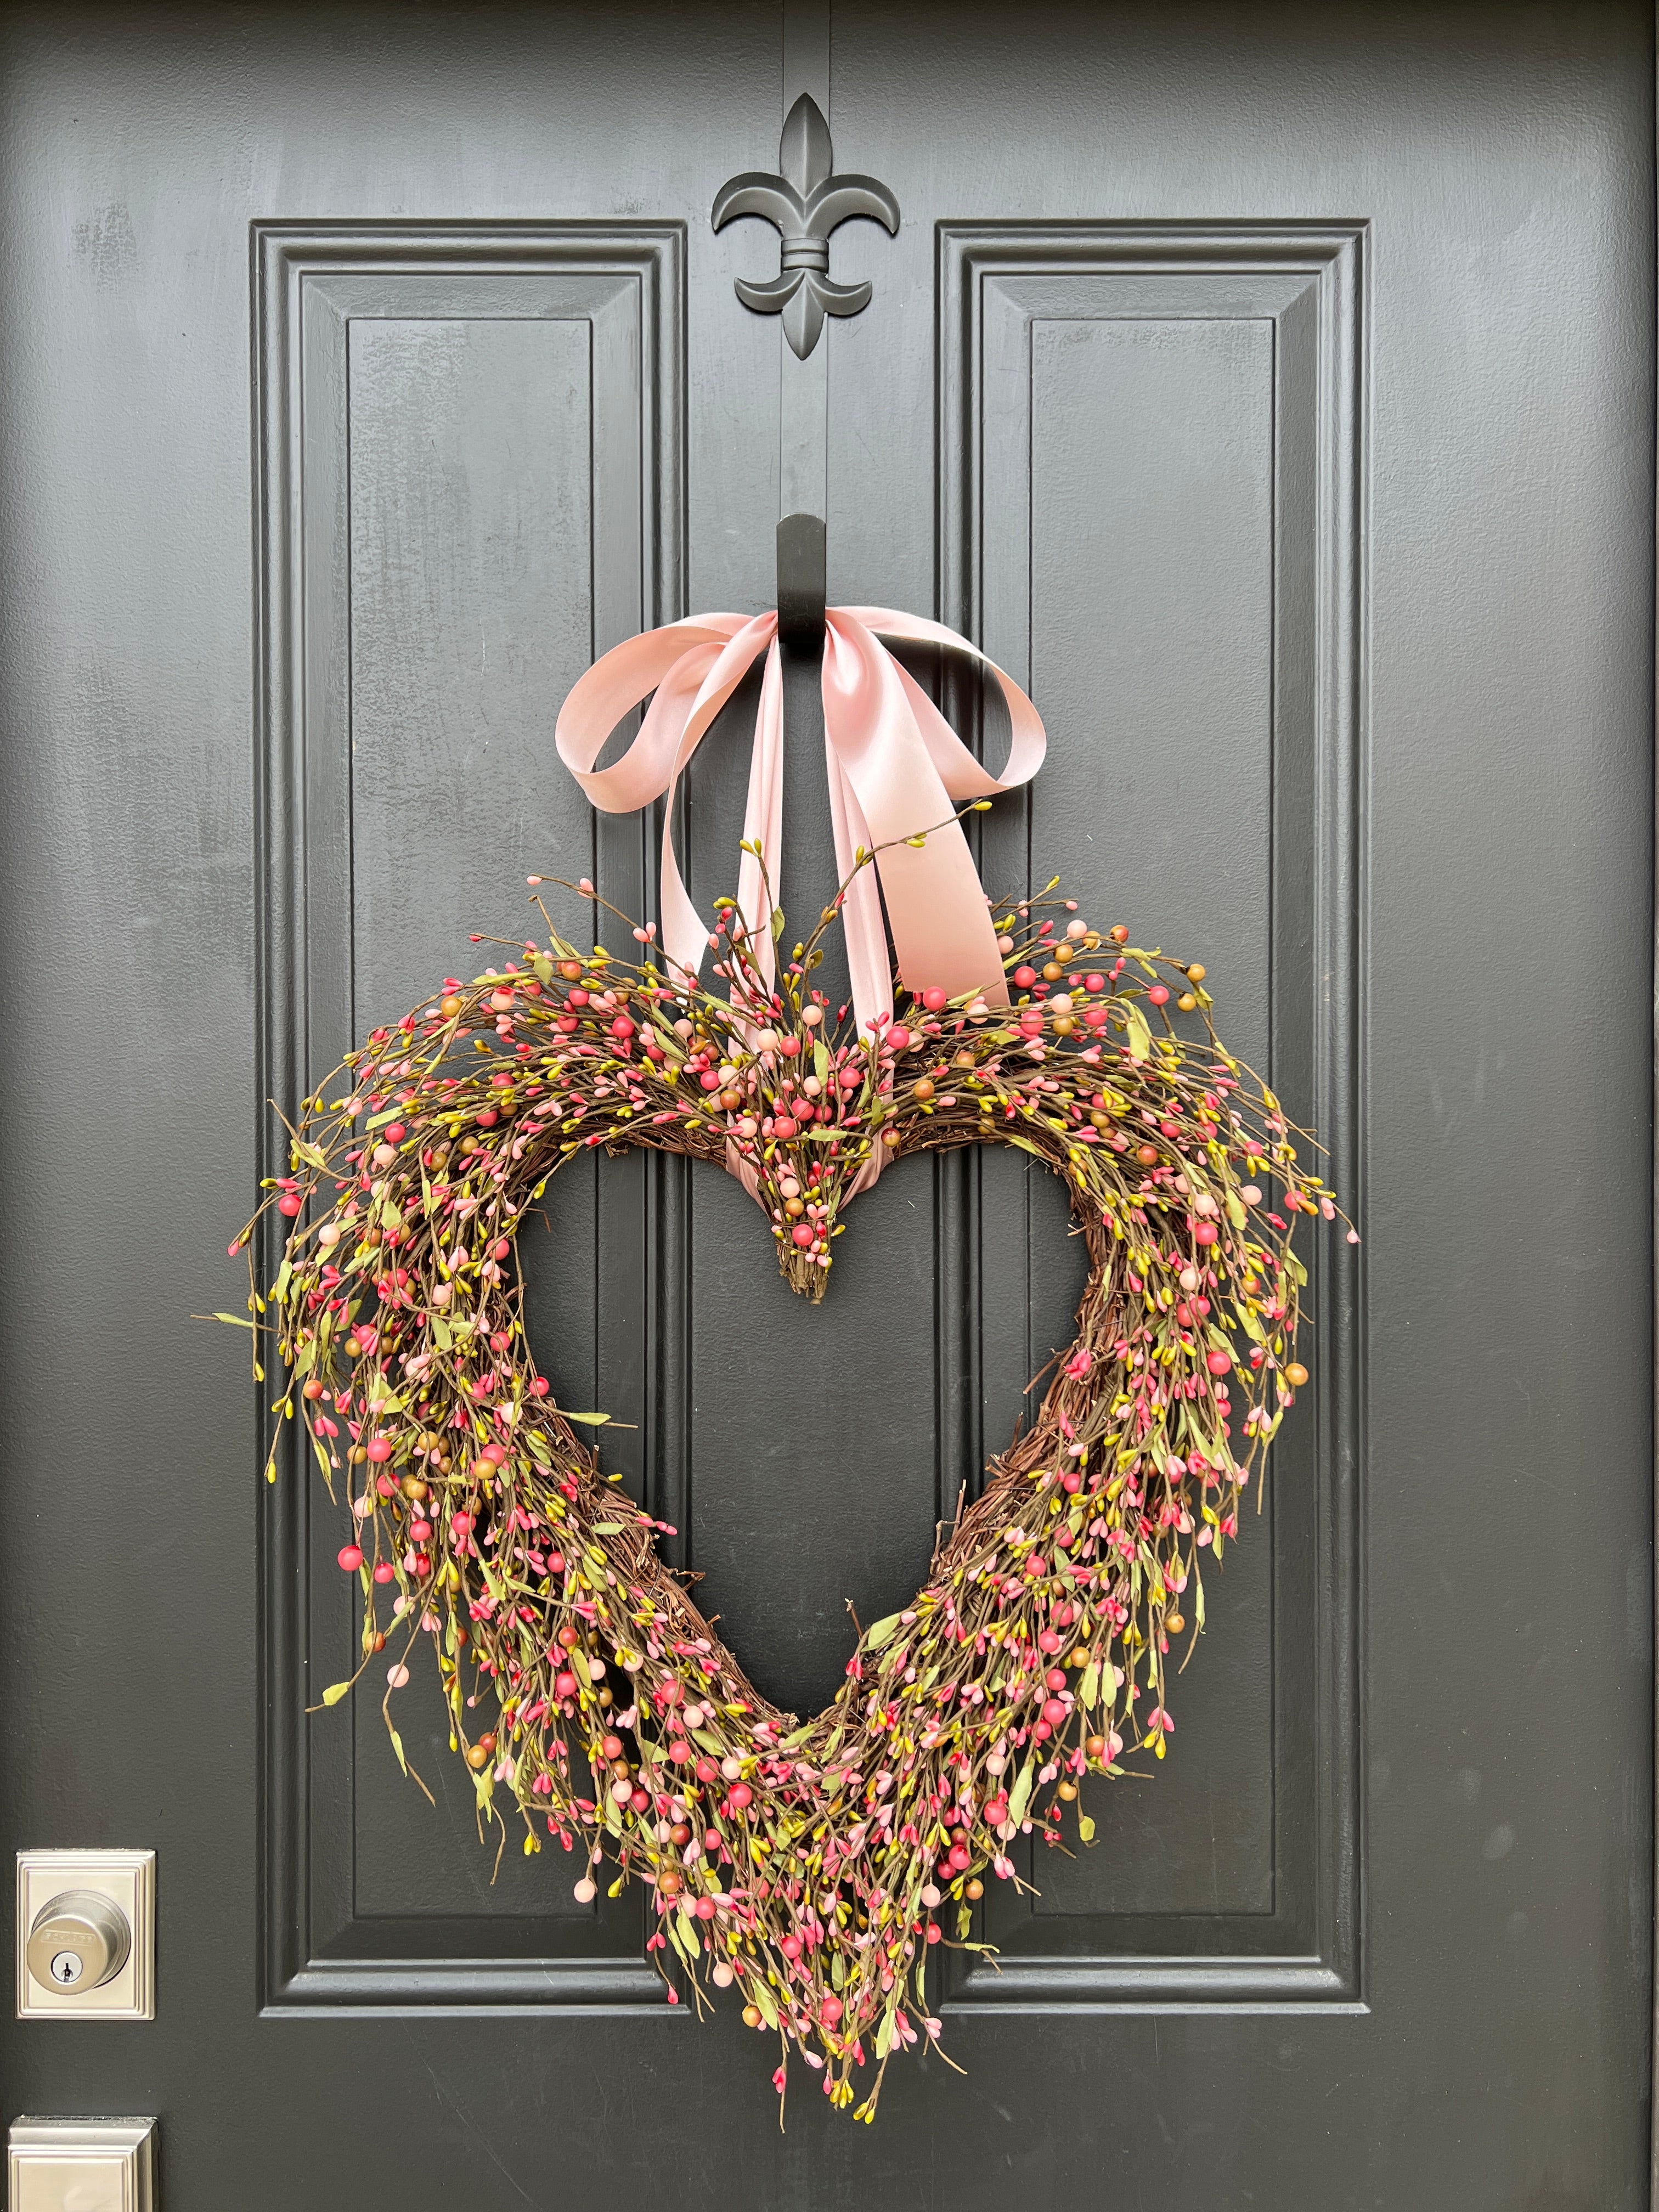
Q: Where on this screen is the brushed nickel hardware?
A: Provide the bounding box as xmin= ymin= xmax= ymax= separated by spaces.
xmin=7 ymin=2118 xmax=156 ymax=2212
xmin=15 ymin=1854 xmax=154 ymax=2022
xmin=25 ymin=1894 xmax=131 ymax=1996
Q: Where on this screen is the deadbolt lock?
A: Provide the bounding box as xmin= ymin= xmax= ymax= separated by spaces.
xmin=26 ymin=1892 xmax=132 ymax=1995
xmin=15 ymin=1850 xmax=155 ymax=2019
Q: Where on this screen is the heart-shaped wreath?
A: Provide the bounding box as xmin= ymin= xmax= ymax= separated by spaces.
xmin=233 ymin=866 xmax=1343 ymax=2119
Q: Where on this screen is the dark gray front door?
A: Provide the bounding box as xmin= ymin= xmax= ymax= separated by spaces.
xmin=1 ymin=4 xmax=1651 ymax=2205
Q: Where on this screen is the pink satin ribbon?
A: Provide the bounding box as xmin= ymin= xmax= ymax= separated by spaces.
xmin=555 ymin=608 xmax=1046 ymax=1041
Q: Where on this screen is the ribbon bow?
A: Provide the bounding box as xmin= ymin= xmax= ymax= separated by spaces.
xmin=555 ymin=607 xmax=1045 ymax=1039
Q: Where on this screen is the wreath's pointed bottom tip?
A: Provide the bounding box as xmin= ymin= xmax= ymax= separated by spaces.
xmin=780 ymin=1249 xmax=831 ymax=1302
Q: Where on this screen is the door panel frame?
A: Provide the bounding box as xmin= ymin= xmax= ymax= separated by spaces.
xmin=251 ymin=220 xmax=685 ymax=2010
xmin=935 ymin=221 xmax=1366 ymax=2010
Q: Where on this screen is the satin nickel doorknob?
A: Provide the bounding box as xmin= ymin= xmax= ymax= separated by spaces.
xmin=25 ymin=1893 xmax=131 ymax=1995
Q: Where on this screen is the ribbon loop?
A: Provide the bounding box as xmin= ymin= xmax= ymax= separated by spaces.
xmin=555 ymin=606 xmax=1046 ymax=1041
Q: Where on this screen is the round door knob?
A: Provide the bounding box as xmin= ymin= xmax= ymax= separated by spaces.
xmin=25 ymin=1889 xmax=131 ymax=1993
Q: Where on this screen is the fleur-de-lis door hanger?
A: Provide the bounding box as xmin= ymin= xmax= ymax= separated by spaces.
xmin=713 ymin=92 xmax=900 ymax=359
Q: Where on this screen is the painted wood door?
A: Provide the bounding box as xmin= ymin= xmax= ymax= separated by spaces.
xmin=0 ymin=3 xmax=1650 ymax=2204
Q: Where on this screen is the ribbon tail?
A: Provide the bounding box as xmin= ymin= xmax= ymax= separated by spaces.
xmin=731 ymin=641 xmax=784 ymax=1024
xmin=823 ymin=730 xmax=895 ymax=1192
xmin=847 ymin=1143 xmax=888 ymax=1199
xmin=822 ymin=611 xmax=1009 ymax=1015
xmin=873 ymin=811 xmax=1008 ymax=1012
xmin=656 ymin=805 xmax=712 ymax=994
xmin=724 ymin=1135 xmax=764 ymax=1204
xmin=824 ymin=728 xmax=895 ymax=1043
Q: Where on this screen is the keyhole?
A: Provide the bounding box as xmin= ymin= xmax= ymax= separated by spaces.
xmin=50 ymin=1950 xmax=83 ymax=1985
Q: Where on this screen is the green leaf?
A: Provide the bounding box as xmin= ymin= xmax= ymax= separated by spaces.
xmin=321 ymin=1680 xmax=353 ymax=1707
xmin=388 ymin=1727 xmax=408 ymax=1776
xmin=213 ymin=1311 xmax=256 ymax=1329
xmin=562 ymin=1410 xmax=616 ymax=1426
xmin=862 ymin=1612 xmax=902 ymax=1651
xmin=1123 ymin=1003 xmax=1152 ymax=1063
xmin=752 ymin=1980 xmax=780 ymax=2030
xmin=1077 ymin=1813 xmax=1096 ymax=1844
xmin=1079 ymin=1661 xmax=1100 ymax=1708
xmin=1008 ymin=1763 xmax=1034 ymax=1827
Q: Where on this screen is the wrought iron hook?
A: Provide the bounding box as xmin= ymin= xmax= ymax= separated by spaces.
xmin=776 ymin=512 xmax=827 ymax=654
xmin=713 ymin=93 xmax=900 ymax=359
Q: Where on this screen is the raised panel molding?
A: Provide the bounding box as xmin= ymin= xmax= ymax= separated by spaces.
xmin=253 ymin=222 xmax=684 ymax=2012
xmin=935 ymin=222 xmax=1367 ymax=2010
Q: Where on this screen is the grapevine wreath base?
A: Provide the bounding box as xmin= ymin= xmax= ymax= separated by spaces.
xmin=235 ymin=873 xmax=1344 ymax=2119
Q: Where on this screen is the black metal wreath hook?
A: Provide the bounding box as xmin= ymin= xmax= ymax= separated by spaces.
xmin=713 ymin=93 xmax=900 ymax=359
